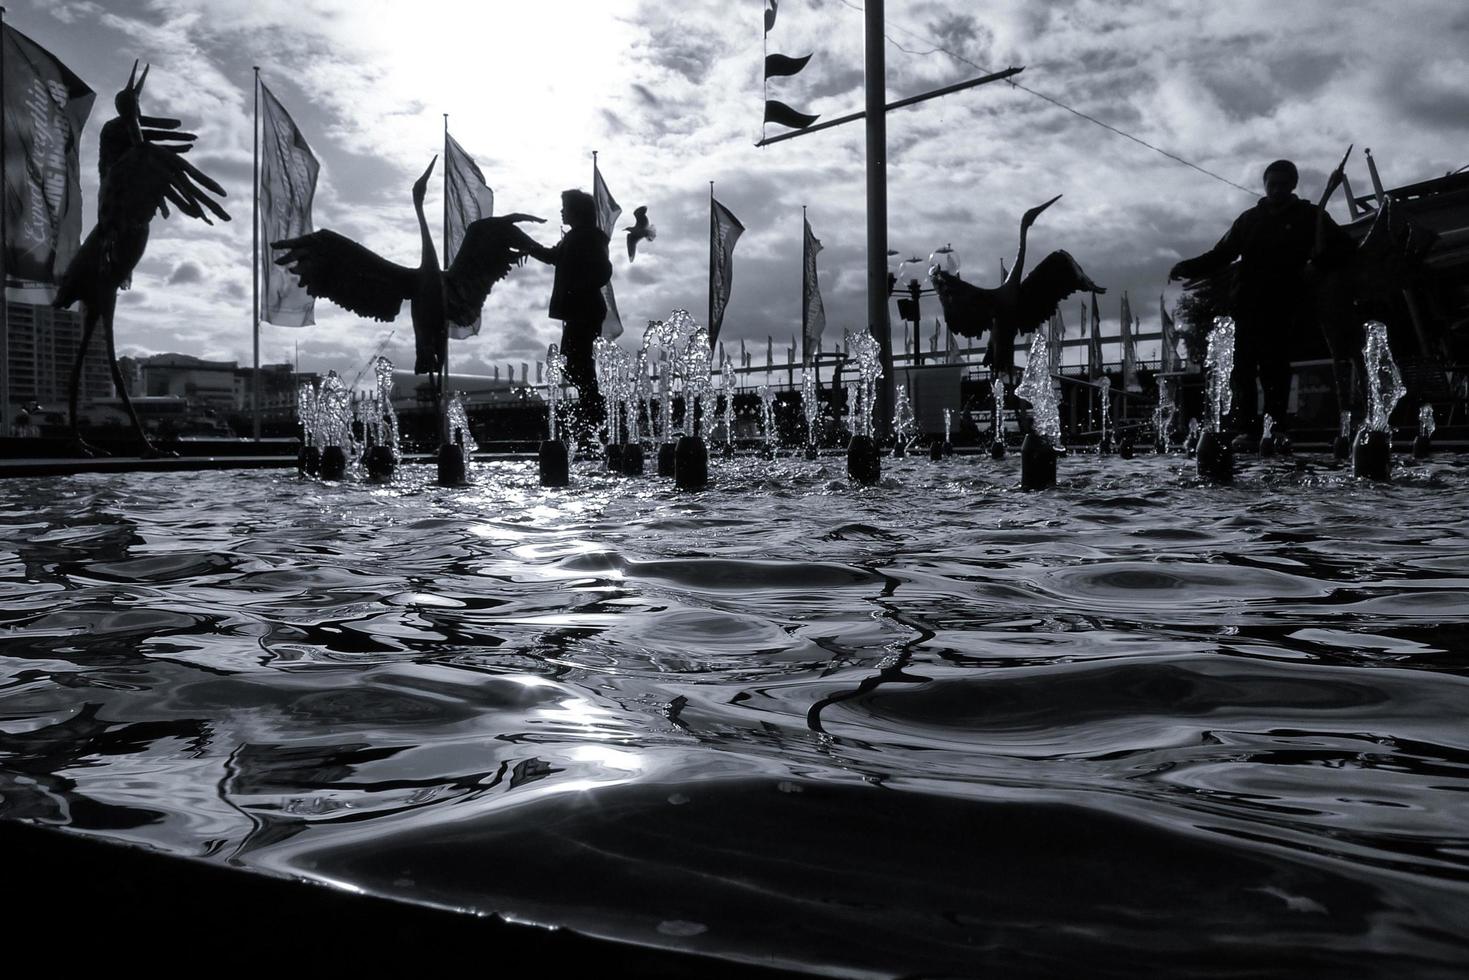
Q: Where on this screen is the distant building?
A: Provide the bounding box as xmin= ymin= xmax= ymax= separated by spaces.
xmin=3 ymin=301 xmax=113 ymax=414
xmin=388 ymin=370 xmax=521 ymax=411
xmin=135 ymin=354 xmax=314 ymax=419
xmin=141 ymin=353 xmax=239 ymax=411
xmin=235 ymin=362 xmax=307 ymax=415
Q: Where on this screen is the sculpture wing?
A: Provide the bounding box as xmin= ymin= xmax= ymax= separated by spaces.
xmin=272 ymin=230 xmax=415 ymax=323
xmin=930 ymin=270 xmax=998 ymax=339
xmin=98 ymin=140 xmax=231 ymax=228
xmin=1015 ymin=251 xmax=1104 ymax=334
xmin=443 ymin=215 xmax=541 ymax=327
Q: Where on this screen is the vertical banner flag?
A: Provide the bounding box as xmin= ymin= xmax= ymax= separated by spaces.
xmin=444 ymin=130 xmax=493 ymax=338
xmin=1159 ymin=294 xmax=1178 ymax=372
xmin=2 ymin=24 xmax=94 ymax=298
xmin=1088 ymin=292 xmax=1103 ymax=379
xmin=259 ymin=82 xmax=319 ymax=326
xmin=801 ymin=213 xmax=825 ymax=360
xmin=709 ymin=196 xmax=744 ymax=344
xmin=1048 ymin=308 xmax=1064 ymax=372
xmin=592 ymin=158 xmax=624 ymax=340
xmin=1120 ymin=292 xmax=1137 ymax=390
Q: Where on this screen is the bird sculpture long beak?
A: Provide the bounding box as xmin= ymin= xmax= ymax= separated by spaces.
xmin=412 ymin=156 xmax=438 ymax=198
xmin=122 ymin=60 xmax=149 ymax=146
xmin=1022 ymin=194 xmax=1063 ymax=227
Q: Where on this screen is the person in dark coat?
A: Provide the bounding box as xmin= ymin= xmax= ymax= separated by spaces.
xmin=1169 ymin=159 xmax=1351 ymax=444
xmin=524 ymin=189 xmax=613 ymax=432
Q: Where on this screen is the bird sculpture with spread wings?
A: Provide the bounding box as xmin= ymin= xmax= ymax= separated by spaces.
xmin=53 ymin=62 xmax=231 ymax=456
xmin=931 ymin=196 xmax=1105 ymax=377
xmin=272 ymin=157 xmax=544 ymax=408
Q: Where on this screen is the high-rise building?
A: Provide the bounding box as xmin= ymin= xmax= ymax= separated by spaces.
xmin=4 ymin=301 xmax=114 ymax=413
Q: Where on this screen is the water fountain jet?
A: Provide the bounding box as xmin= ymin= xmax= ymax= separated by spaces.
xmin=1353 ymin=320 xmax=1404 ymax=481
xmin=1196 ymin=317 xmax=1235 ymax=483
xmin=846 ymin=330 xmax=882 ymax=484
xmin=1015 ymin=329 xmax=1062 ymax=490
xmin=1333 ymin=411 xmax=1352 ymax=461
xmin=539 ymin=344 xmax=571 ymax=487
xmin=1413 ymin=404 xmax=1435 ymax=459
xmin=990 ymin=378 xmax=1007 ymax=459
xmin=675 ymin=322 xmax=712 ymax=490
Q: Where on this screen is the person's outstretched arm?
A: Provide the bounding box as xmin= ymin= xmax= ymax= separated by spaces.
xmin=1169 ymin=213 xmax=1246 ymax=282
xmin=523 ymin=238 xmax=559 ymax=265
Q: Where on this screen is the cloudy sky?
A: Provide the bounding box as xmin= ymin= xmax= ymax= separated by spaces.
xmin=15 ymin=0 xmax=1469 ymax=379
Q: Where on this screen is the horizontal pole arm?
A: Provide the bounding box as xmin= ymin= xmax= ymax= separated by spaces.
xmin=756 ymin=67 xmax=1025 ymax=147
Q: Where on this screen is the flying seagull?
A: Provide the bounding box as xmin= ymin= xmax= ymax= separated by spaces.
xmin=625 ymin=205 xmax=656 ymax=261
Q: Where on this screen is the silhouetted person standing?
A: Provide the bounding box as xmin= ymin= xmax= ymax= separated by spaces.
xmin=525 ymin=189 xmax=612 ymax=435
xmin=1169 ymin=160 xmax=1349 ymax=444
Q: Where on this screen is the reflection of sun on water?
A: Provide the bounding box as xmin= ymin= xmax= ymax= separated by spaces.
xmin=539 ymin=695 xmax=622 ymax=735
xmin=570 ymin=744 xmax=645 ymax=774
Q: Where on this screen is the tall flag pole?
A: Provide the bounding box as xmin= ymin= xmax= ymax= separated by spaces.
xmin=2 ymin=15 xmax=94 ymax=431
xmin=1120 ymin=291 xmax=1137 ymax=391
xmin=259 ymin=80 xmax=318 ymax=332
xmin=443 ymin=125 xmax=493 ymax=339
xmin=1088 ymin=292 xmax=1103 ymax=380
xmin=801 ymin=205 xmax=825 ymax=365
xmin=591 ymin=151 xmax=623 ymax=340
xmin=707 ymin=181 xmax=714 ymax=334
xmin=1078 ymin=302 xmax=1086 ymax=372
xmin=1159 ymin=293 xmax=1177 ymax=372
xmin=251 ymin=66 xmax=260 ymax=440
xmin=438 ymin=114 xmax=450 ymax=398
xmin=439 ymin=115 xmax=451 ymax=400
xmin=864 ymin=0 xmax=892 ymax=437
xmin=1 ymin=6 xmax=9 ymax=435
xmin=709 ymin=185 xmax=744 ymax=347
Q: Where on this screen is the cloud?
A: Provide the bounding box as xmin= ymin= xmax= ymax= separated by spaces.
xmin=26 ymin=0 xmax=1468 ymax=380
xmin=168 ymin=261 xmax=205 ymax=285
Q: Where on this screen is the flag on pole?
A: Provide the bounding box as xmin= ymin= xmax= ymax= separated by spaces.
xmin=592 ymin=157 xmax=624 ymax=340
xmin=2 ymin=24 xmax=94 ymax=298
xmin=1048 ymin=308 xmax=1064 ymax=372
xmin=766 ymin=334 xmax=773 ymax=368
xmin=709 ymin=195 xmax=744 ymax=344
xmin=1120 ymin=292 xmax=1138 ymax=390
xmin=1088 ymin=292 xmax=1103 ymax=379
xmin=444 ymin=129 xmax=493 ymax=338
xmin=801 ymin=213 xmax=825 ymax=361
xmin=1159 ymin=294 xmax=1178 ymax=372
xmin=258 ymin=82 xmax=319 ymax=326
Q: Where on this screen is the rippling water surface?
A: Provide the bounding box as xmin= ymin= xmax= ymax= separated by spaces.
xmin=2 ymin=451 xmax=1468 ymax=976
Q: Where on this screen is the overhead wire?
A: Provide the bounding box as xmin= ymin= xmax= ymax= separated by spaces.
xmin=833 ymin=0 xmax=1256 ymax=195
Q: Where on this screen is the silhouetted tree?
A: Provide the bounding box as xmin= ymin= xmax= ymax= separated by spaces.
xmin=1173 ymin=273 xmax=1231 ymax=364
